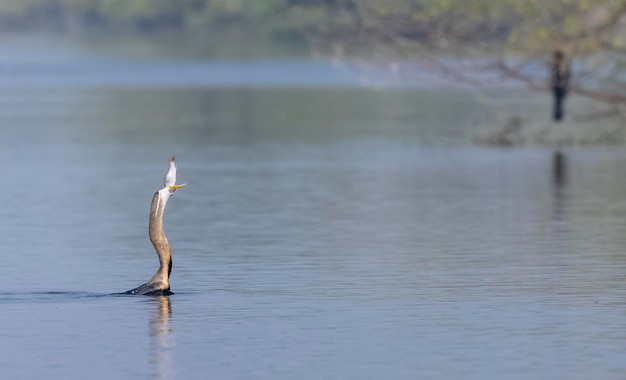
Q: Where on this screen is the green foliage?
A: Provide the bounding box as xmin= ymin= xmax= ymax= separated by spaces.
xmin=0 ymin=0 xmax=295 ymax=34
xmin=0 ymin=0 xmax=623 ymax=59
xmin=299 ymin=0 xmax=626 ymax=58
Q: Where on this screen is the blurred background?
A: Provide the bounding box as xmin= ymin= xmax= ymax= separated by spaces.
xmin=2 ymin=1 xmax=626 ymax=380
xmin=0 ymin=0 xmax=624 ymax=141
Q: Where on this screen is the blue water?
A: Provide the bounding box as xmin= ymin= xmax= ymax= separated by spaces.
xmin=0 ymin=45 xmax=625 ymax=379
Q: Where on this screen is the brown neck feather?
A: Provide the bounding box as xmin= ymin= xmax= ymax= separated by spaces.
xmin=148 ymin=191 xmax=171 ymax=283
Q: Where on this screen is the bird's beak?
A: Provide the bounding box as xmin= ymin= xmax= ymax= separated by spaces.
xmin=167 ymin=183 xmax=187 ymax=192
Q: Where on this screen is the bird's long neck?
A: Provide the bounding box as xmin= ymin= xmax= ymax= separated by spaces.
xmin=148 ymin=189 xmax=172 ymax=285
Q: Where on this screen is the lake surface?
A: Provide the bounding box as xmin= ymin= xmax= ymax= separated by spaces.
xmin=0 ymin=51 xmax=625 ymax=379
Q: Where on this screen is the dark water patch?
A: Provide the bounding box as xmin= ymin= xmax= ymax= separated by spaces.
xmin=0 ymin=290 xmax=180 ymax=303
xmin=0 ymin=291 xmax=108 ymax=303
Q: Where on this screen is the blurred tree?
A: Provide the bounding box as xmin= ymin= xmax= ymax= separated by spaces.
xmin=292 ymin=0 xmax=626 ymax=109
xmin=0 ymin=0 xmax=623 ymax=113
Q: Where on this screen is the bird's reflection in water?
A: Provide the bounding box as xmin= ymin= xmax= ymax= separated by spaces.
xmin=552 ymin=149 xmax=568 ymax=221
xmin=553 ymin=150 xmax=567 ymax=187
xmin=148 ymin=296 xmax=173 ymax=380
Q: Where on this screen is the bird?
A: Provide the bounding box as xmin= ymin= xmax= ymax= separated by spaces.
xmin=124 ymin=157 xmax=186 ymax=296
xmin=164 ymin=156 xmax=177 ymax=188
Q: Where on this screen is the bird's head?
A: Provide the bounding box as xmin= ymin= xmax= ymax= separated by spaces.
xmin=164 ymin=156 xmax=186 ymax=193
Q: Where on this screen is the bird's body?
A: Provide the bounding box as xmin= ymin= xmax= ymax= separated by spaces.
xmin=124 ymin=157 xmax=185 ymax=296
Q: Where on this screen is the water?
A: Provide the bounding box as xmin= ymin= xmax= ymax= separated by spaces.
xmin=1 ymin=52 xmax=626 ymax=379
